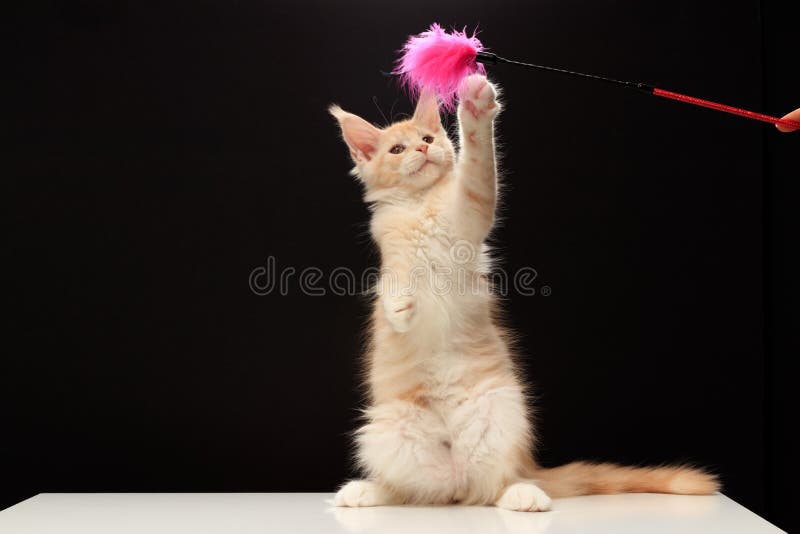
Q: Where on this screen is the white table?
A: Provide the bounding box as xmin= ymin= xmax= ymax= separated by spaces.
xmin=0 ymin=492 xmax=785 ymax=533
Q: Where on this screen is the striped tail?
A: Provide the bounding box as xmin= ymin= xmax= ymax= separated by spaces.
xmin=530 ymin=462 xmax=719 ymax=498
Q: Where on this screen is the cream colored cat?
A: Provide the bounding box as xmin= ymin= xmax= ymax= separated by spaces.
xmin=329 ymin=75 xmax=717 ymax=511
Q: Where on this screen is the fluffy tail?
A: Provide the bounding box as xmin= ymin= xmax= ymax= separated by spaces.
xmin=530 ymin=462 xmax=719 ymax=498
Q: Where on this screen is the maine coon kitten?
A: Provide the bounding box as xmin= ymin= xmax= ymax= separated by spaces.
xmin=329 ymin=75 xmax=718 ymax=511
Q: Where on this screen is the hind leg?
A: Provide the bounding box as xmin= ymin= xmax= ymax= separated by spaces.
xmin=495 ymin=481 xmax=552 ymax=512
xmin=448 ymin=385 xmax=552 ymax=511
xmin=352 ymin=400 xmax=459 ymax=505
xmin=334 ymin=480 xmax=396 ymax=507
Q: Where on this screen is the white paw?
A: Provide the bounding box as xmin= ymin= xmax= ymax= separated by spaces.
xmin=495 ymin=482 xmax=552 ymax=512
xmin=334 ymin=480 xmax=389 ymax=507
xmin=383 ymin=295 xmax=414 ymax=333
xmin=458 ymin=74 xmax=499 ymax=120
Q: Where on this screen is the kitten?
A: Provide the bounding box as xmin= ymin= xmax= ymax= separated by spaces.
xmin=329 ymin=75 xmax=718 ymax=511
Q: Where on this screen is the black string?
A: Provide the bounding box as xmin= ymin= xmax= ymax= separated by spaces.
xmin=478 ymin=52 xmax=654 ymax=94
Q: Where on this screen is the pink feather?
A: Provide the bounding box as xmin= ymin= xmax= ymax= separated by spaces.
xmin=394 ymin=24 xmax=485 ymax=111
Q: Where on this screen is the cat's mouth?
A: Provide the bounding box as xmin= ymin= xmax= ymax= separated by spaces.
xmin=414 ymin=159 xmax=433 ymax=174
xmin=404 ymin=154 xmax=440 ymax=177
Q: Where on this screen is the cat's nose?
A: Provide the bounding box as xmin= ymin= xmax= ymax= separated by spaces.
xmin=416 ymin=145 xmax=428 ymax=154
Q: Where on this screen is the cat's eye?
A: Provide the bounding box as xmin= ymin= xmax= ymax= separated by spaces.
xmin=390 ymin=145 xmax=405 ymax=154
xmin=422 ymin=135 xmax=434 ymax=144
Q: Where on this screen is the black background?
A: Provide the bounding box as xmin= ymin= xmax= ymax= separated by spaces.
xmin=4 ymin=1 xmax=796 ymax=531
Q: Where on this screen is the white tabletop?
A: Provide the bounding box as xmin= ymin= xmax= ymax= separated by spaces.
xmin=0 ymin=492 xmax=784 ymax=534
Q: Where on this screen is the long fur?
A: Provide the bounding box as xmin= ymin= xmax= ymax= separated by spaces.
xmin=329 ymin=75 xmax=718 ymax=511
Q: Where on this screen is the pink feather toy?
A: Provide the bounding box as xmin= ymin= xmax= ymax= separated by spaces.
xmin=393 ymin=23 xmax=485 ymax=112
xmin=393 ymin=23 xmax=800 ymax=130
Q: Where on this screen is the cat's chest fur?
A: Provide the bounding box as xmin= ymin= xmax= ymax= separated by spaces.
xmin=372 ymin=198 xmax=473 ymax=279
xmin=404 ymin=208 xmax=455 ymax=269
xmin=371 ymin=195 xmax=494 ymax=350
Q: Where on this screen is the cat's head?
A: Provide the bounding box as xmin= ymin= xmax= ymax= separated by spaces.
xmin=330 ymin=93 xmax=454 ymax=199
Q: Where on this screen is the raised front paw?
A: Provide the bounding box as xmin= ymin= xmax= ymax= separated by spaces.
xmin=383 ymin=294 xmax=415 ymax=333
xmin=458 ymin=75 xmax=500 ymax=121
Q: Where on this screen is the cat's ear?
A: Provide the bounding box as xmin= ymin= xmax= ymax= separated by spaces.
xmin=329 ymin=105 xmax=381 ymax=163
xmin=412 ymin=90 xmax=441 ymax=131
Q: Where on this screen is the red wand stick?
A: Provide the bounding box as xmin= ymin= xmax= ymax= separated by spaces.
xmin=651 ymin=88 xmax=798 ymax=128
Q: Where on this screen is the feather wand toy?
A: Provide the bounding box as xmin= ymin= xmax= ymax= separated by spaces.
xmin=394 ymin=24 xmax=800 ymax=130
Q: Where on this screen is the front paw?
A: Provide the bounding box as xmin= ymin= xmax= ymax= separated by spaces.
xmin=383 ymin=295 xmax=415 ymax=333
xmin=458 ymin=75 xmax=500 ymax=121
